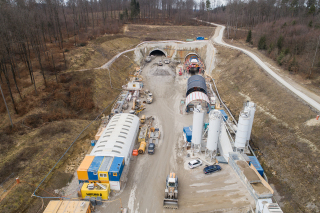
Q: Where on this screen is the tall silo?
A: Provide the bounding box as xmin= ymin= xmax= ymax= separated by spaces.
xmin=234 ymin=110 xmax=251 ymax=149
xmin=206 ymin=110 xmax=221 ymax=152
xmin=245 ymin=102 xmax=256 ymax=143
xmin=192 ymin=105 xmax=204 ymax=146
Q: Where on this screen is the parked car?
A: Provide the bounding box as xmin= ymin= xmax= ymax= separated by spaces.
xmin=188 ymin=159 xmax=202 ymax=169
xmin=164 ymin=59 xmax=170 ymax=64
xmin=203 ymin=165 xmax=222 ymax=174
xmin=158 ymin=61 xmax=163 ymax=66
xmin=148 ymin=143 xmax=155 ymax=154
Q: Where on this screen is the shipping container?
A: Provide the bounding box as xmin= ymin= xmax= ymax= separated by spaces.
xmin=98 ymin=156 xmax=114 ymax=182
xmin=88 ymin=156 xmax=105 ymax=181
xmin=196 ymin=37 xmax=205 ymax=40
xmin=43 ymin=200 xmax=91 ymax=213
xmin=219 ymin=109 xmax=228 ymax=121
xmin=108 ymin=157 xmax=125 ymax=182
xmin=81 ymin=183 xmax=111 ymax=200
xmin=109 ymin=181 xmax=121 ymax=191
xmin=248 ymin=156 xmax=264 ymax=177
xmin=77 ymin=156 xmax=95 ymax=181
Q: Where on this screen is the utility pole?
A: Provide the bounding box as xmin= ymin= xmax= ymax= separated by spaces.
xmin=0 ymin=82 xmax=13 ymax=127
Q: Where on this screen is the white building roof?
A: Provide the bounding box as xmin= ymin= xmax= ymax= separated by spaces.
xmin=91 ymin=113 xmax=140 ymax=162
xmin=186 ymin=91 xmax=210 ymax=106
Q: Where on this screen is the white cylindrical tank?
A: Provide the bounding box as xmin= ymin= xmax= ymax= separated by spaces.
xmin=207 ymin=110 xmax=221 ymax=151
xmin=245 ymin=102 xmax=256 ymax=142
xmin=235 ymin=110 xmax=251 ymax=148
xmin=192 ymin=106 xmax=204 ymax=145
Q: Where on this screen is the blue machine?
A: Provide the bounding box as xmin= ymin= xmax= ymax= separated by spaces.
xmin=108 ymin=157 xmax=125 ymax=182
xmin=183 ymin=126 xmax=192 ymax=142
xmin=219 ymin=109 xmax=228 ymax=121
xmin=87 ymin=156 xmax=104 ymax=181
xmin=248 ymin=156 xmax=264 ymax=177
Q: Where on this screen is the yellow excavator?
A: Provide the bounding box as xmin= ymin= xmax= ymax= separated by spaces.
xmin=163 ymin=172 xmax=179 ymax=209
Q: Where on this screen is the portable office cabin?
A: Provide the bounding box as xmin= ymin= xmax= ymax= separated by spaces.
xmin=43 ymin=200 xmax=91 ymax=213
xmin=77 ymin=156 xmax=95 ymax=181
xmin=108 ymin=157 xmax=125 ymax=182
xmin=87 ymin=156 xmax=104 ymax=181
xmin=98 ymin=156 xmax=114 ymax=182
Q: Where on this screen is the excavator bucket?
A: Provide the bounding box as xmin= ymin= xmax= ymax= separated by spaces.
xmin=163 ymin=199 xmax=178 ymax=209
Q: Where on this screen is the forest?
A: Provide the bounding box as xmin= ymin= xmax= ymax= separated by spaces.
xmin=201 ymin=0 xmax=320 ymax=78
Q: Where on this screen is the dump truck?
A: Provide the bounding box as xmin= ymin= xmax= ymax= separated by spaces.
xmin=163 ymin=172 xmax=178 ymax=209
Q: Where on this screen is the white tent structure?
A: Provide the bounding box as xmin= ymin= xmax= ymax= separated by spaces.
xmin=90 ymin=113 xmax=140 ymax=165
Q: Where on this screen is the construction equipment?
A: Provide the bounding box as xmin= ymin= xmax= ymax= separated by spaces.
xmin=140 ymin=115 xmax=146 ymax=124
xmin=163 ymin=173 xmax=179 ymax=209
xmin=138 ymin=141 xmax=147 ymax=154
xmin=135 ymin=105 xmax=145 ymax=115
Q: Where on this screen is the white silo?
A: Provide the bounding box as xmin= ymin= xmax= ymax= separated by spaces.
xmin=245 ymin=102 xmax=256 ymax=143
xmin=206 ymin=110 xmax=221 ymax=152
xmin=234 ymin=110 xmax=251 ymax=149
xmin=192 ymin=105 xmax=204 ymax=146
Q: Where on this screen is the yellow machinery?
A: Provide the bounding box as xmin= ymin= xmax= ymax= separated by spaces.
xmin=138 ymin=126 xmax=148 ymax=142
xmin=135 ymin=105 xmax=145 ymax=115
xmin=132 ymin=98 xmax=136 ymax=110
xmin=163 ymin=172 xmax=179 ymax=209
xmin=140 ymin=115 xmax=146 ymax=124
xmin=81 ymin=183 xmax=111 ymax=200
xmin=138 ymin=141 xmax=147 ymax=154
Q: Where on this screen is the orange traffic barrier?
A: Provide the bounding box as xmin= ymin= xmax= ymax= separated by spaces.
xmin=132 ymin=150 xmax=139 ymax=156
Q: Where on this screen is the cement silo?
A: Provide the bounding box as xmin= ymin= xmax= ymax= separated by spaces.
xmin=245 ymin=102 xmax=256 ymax=142
xmin=234 ymin=110 xmax=251 ymax=149
xmin=206 ymin=110 xmax=221 ymax=152
xmin=192 ymin=105 xmax=204 ymax=146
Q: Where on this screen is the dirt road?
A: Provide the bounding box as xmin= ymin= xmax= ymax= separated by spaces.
xmin=95 ymin=58 xmax=254 ymax=213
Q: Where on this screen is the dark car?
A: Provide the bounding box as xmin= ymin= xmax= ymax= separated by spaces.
xmin=203 ymin=165 xmax=222 ymax=174
xmin=148 ymin=143 xmax=155 ymax=154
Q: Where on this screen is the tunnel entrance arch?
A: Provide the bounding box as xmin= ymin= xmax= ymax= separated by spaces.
xmin=149 ymin=48 xmax=167 ymax=57
xmin=184 ymin=53 xmax=201 ymax=62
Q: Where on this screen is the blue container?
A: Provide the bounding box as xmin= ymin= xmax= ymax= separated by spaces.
xmin=183 ymin=126 xmax=192 ymax=142
xmin=196 ymin=36 xmax=205 ymax=40
xmin=219 ymin=109 xmax=228 ymax=121
xmin=91 ymin=140 xmax=97 ymax=146
xmin=108 ymin=157 xmax=125 ymax=182
xmin=87 ymin=156 xmax=104 ymax=181
xmin=248 ymin=156 xmax=264 ymax=177
xmin=204 ymin=123 xmax=209 ymax=130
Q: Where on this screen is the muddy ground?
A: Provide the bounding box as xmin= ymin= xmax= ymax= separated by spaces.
xmin=211 ymin=45 xmax=320 ymax=213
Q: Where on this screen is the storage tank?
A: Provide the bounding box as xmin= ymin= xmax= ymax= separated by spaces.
xmin=206 ymin=110 xmax=221 ymax=152
xmin=234 ymin=110 xmax=251 ymax=149
xmin=192 ymin=105 xmax=204 ymax=145
xmin=245 ymin=102 xmax=256 ymax=142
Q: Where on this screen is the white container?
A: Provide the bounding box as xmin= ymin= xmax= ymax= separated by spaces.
xmin=207 ymin=110 xmax=221 ymax=151
xmin=109 ymin=181 xmax=121 ymax=191
xmin=234 ymin=110 xmax=251 ymax=148
xmin=192 ymin=106 xmax=204 ymax=145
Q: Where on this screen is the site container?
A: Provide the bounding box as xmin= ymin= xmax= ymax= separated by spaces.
xmin=248 ymin=156 xmax=264 ymax=177
xmin=43 ymin=200 xmax=91 ymax=213
xmin=219 ymin=109 xmax=228 ymax=121
xmin=196 ymin=37 xmax=205 ymax=40
xmin=108 ymin=157 xmax=125 ymax=182
xmin=98 ymin=156 xmax=114 ymax=182
xmin=88 ymin=156 xmax=105 ymax=181
xmin=91 ymin=140 xmax=97 ymax=146
xmin=81 ymin=183 xmax=111 ymax=200
xmin=77 ymin=156 xmax=95 ymax=181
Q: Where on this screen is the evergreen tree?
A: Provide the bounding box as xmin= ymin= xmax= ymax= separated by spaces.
xmin=246 ymin=30 xmax=252 ymax=43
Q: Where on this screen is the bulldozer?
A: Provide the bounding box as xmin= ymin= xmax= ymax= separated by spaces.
xmin=163 ymin=172 xmax=178 ymax=209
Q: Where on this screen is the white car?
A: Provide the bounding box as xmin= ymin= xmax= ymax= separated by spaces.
xmin=188 ymin=159 xmax=203 ymax=169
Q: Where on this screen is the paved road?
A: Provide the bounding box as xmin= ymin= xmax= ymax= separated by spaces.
xmin=200 ymin=20 xmax=320 ymax=112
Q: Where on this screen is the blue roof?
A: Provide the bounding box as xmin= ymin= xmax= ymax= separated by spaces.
xmin=88 ymin=156 xmax=104 ymax=171
xmin=109 ymin=157 xmax=124 ymax=173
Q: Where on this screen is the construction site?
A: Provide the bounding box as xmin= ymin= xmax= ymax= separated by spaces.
xmin=1 ymin=22 xmax=320 ymax=213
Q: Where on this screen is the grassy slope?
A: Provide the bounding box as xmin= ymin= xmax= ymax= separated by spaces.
xmin=212 ymin=46 xmax=320 ymax=213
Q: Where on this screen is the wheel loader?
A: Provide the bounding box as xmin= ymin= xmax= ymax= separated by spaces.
xmin=163 ymin=172 xmax=178 ymax=209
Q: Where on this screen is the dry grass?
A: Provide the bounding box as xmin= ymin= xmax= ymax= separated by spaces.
xmin=213 ymin=45 xmax=320 ymax=213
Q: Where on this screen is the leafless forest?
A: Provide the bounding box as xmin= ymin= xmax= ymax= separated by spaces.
xmin=199 ymin=0 xmax=320 ymax=78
